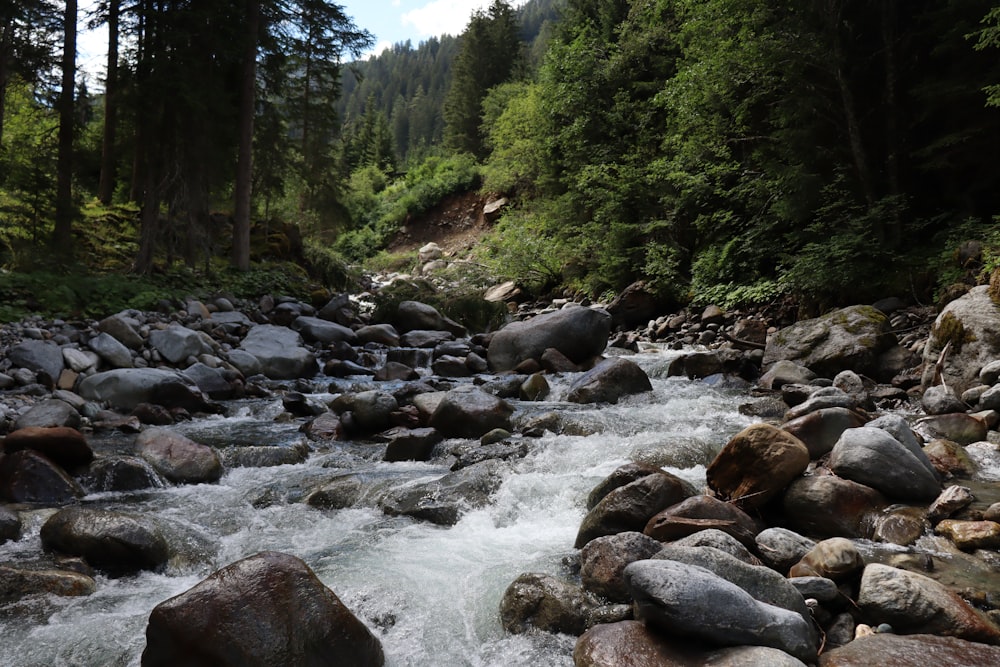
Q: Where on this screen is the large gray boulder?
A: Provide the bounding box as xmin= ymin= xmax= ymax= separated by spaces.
xmin=624 ymin=559 xmax=818 ymax=662
xmin=428 ymin=385 xmax=513 ymax=439
xmin=395 ymin=300 xmax=467 ymax=337
xmin=9 ymin=339 xmax=65 ymax=382
xmin=576 ymin=471 xmax=694 ymax=548
xmin=142 ymin=551 xmax=384 ymax=667
xmin=40 ymin=507 xmax=169 ymax=576
xmin=580 ymin=531 xmax=664 ymax=602
xmin=12 ymin=399 xmax=81 ymax=430
xmin=291 ymin=316 xmax=357 ymax=345
xmin=149 ymin=324 xmax=206 ymax=364
xmin=98 ymin=312 xmax=145 ymax=349
xmin=487 ymin=306 xmax=611 ymax=372
xmin=239 ymin=325 xmax=316 ymax=379
xmin=858 ymin=563 xmax=1000 ymax=644
xmin=828 ymin=427 xmax=940 ymax=501
xmin=921 ymin=285 xmax=1000 ymax=394
xmin=567 ymin=357 xmax=653 ymax=404
xmin=762 ymin=305 xmax=894 ymax=378
xmin=380 ymin=460 xmax=503 ymax=525
xmin=77 ymin=368 xmax=204 ymax=411
xmin=88 ymin=332 xmax=134 ymax=368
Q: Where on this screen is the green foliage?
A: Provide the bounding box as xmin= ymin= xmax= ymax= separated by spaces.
xmin=302 ymin=240 xmax=357 ymax=291
xmin=335 ymin=153 xmax=481 ymax=261
xmin=369 ymin=277 xmax=507 ymax=332
xmin=476 ymin=202 xmax=571 ymax=293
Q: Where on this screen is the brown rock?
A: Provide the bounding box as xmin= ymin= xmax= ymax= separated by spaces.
xmin=782 ymin=473 xmax=887 ymax=539
xmin=782 ymin=407 xmax=868 ymax=459
xmin=935 ymin=519 xmax=1000 ymax=551
xmin=0 ymin=449 xmax=84 ymax=504
xmin=580 ymin=531 xmax=664 ymax=602
xmin=819 ymin=633 xmax=1000 ymax=667
xmin=707 ymin=423 xmax=810 ymax=510
xmin=576 ymin=472 xmax=694 ymax=548
xmin=643 ymin=495 xmax=760 ymax=547
xmin=2 ymin=426 xmax=93 ymax=469
xmin=789 ymin=537 xmax=864 ymax=581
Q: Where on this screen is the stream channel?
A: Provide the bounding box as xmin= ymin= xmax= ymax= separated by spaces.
xmin=4 ymin=345 xmax=999 ymax=666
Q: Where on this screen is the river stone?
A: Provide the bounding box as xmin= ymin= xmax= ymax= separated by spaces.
xmin=0 ymin=505 xmax=21 ymax=544
xmin=653 ymin=545 xmax=815 ymax=630
xmin=758 ymin=360 xmax=816 ymax=390
xmin=77 ymin=368 xmax=203 ymax=411
xmin=88 ymin=331 xmax=134 ymax=368
xmin=374 ymin=361 xmax=419 ymax=381
xmin=149 ymin=324 xmax=205 ymax=364
xmin=487 ymin=306 xmax=611 ymax=372
xmin=499 ymin=572 xmax=601 ymax=636
xmin=394 ymin=300 xmax=467 ymax=337
xmin=818 ymin=633 xmax=1000 ymax=667
xmin=519 ymin=373 xmax=550 ymax=401
xmin=87 ymin=455 xmax=165 ymax=492
xmin=858 ymin=563 xmax=1000 ymax=643
xmin=706 ymin=423 xmax=809 ymax=510
xmin=382 ymin=427 xmax=443 ymax=462
xmin=182 ymin=362 xmax=234 ymax=400
xmin=98 ymin=312 xmax=145 ymax=349
xmin=63 ymin=346 xmax=98 ymax=373
xmin=567 ymin=357 xmax=653 ymax=404
xmin=40 ymin=507 xmax=169 ymax=576
xmin=317 ymin=293 xmax=355 ymax=326
xmin=586 ymin=463 xmax=679 ymax=509
xmin=920 ymin=285 xmax=1000 ymax=395
xmin=755 ymin=527 xmax=817 ymax=573
xmin=220 ymin=444 xmax=309 ymax=469
xmin=580 ymin=531 xmax=664 ymax=602
xmin=576 ymin=472 xmax=695 ymax=548
xmin=12 ymin=398 xmax=81 ymax=431
xmin=913 ymin=413 xmax=988 ymax=446
xmin=291 ymin=315 xmax=358 ymax=345
xmin=927 ymin=485 xmax=975 ymax=523
xmin=305 ymin=475 xmax=364 ymax=509
xmin=302 ymin=412 xmax=343 ymax=442
xmin=924 ymin=439 xmax=978 ymax=477
xmin=934 ymin=519 xmax=1000 ymax=551
xmin=788 ymin=537 xmax=864 ymax=582
xmin=671 ymin=529 xmax=760 ymax=565
xmin=142 ymin=551 xmax=384 ymax=667
xmin=624 ymin=559 xmax=818 ymax=662
xmin=239 ymin=324 xmax=317 ymax=379
xmin=428 ymin=386 xmax=513 ymax=439
xmin=0 ymin=564 xmax=96 ymax=602
xmin=921 ymin=384 xmax=968 ymax=415
xmin=226 ymin=349 xmax=262 ymax=377
xmin=356 ymin=323 xmax=400 ymax=347
xmin=783 ymin=407 xmax=868 ymax=459
xmin=762 ymin=305 xmax=894 ymax=379
xmin=135 ymin=427 xmax=223 ymax=484
xmin=3 ymin=426 xmax=92 ymax=469
xmin=432 ymin=354 xmax=471 ymax=377
xmin=643 ymin=495 xmax=759 ymax=547
xmin=789 ymin=576 xmax=839 ymax=603
xmin=331 ymin=390 xmax=398 ymax=434
xmin=380 ymin=459 xmax=503 ymax=525
xmin=0 ymin=449 xmax=84 ymax=504
xmin=9 ymin=339 xmax=65 ymax=383
xmin=782 ymin=474 xmax=887 ymax=539
xmin=784 ymin=387 xmax=856 ymax=420
xmin=829 ymin=427 xmax=940 ymax=501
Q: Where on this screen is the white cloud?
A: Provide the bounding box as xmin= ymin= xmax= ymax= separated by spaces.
xmin=401 ymin=0 xmax=493 ymax=38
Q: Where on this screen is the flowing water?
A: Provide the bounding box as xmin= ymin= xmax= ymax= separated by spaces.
xmin=1 ymin=348 xmax=756 ymax=666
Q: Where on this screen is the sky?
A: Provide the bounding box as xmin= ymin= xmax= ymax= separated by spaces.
xmin=77 ymin=0 xmax=524 ymax=82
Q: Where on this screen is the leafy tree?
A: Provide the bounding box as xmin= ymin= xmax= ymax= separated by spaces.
xmin=0 ymin=0 xmax=60 ymax=148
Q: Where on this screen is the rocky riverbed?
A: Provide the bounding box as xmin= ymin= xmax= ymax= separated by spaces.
xmin=3 ymin=283 xmax=1000 ymax=666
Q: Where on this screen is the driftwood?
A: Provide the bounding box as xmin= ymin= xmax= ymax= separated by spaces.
xmin=723 ymin=331 xmax=766 ymax=350
xmin=932 ymin=340 xmax=952 ymax=389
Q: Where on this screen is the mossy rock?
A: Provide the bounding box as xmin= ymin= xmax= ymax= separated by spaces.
xmin=989 ymin=268 xmax=1000 ymax=305
xmin=371 ymin=279 xmax=505 ymax=334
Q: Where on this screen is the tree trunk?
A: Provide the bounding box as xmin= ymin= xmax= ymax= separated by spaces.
xmin=98 ymin=1 xmax=120 ymax=204
xmin=53 ymin=0 xmax=78 ymax=260
xmin=233 ymin=0 xmax=259 ymax=271
xmin=881 ymin=0 xmax=902 ymax=247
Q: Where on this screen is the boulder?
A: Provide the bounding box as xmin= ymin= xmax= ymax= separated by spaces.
xmin=0 ymin=505 xmax=21 ymax=544
xmin=763 ymin=305 xmax=894 ymax=378
xmin=784 ymin=387 xmax=856 ymax=420
xmin=670 ymin=529 xmax=760 ymax=565
xmin=87 ymin=455 xmax=165 ymax=492
xmin=317 ymin=293 xmax=356 ymax=326
xmin=77 ymin=368 xmax=205 ymax=412
xmin=135 ymin=428 xmax=223 ymax=484
xmin=2 ymin=426 xmax=92 ymax=469
xmin=920 ymin=285 xmax=1000 ymax=394
xmin=382 ymin=427 xmax=443 ymax=462
xmin=291 ymin=316 xmax=358 ymax=345
xmin=576 ymin=471 xmax=695 ymax=548
xmin=149 ymin=324 xmax=206 ymax=364
xmin=782 ymin=474 xmax=887 ymax=539
xmin=0 ymin=449 xmax=84 ymax=504
xmin=580 ymin=531 xmax=664 ymax=602
xmin=758 ymin=360 xmax=816 ymax=390
xmin=428 ymin=386 xmax=513 ymax=439
xmin=98 ymin=312 xmax=145 ymax=349
xmin=828 ymin=427 xmax=940 ymax=501
xmin=643 ymin=495 xmax=759 ymax=547
xmin=182 ymin=362 xmax=235 ymax=400
xmin=500 ymin=572 xmax=601 ymax=636
xmin=239 ymin=325 xmax=317 ymax=379
xmin=606 ymin=281 xmax=664 ymax=330
xmin=88 ymin=331 xmax=134 ymax=368
xmin=818 ymin=633 xmax=1000 ymax=667
xmin=12 ymin=399 xmax=81 ymax=430
xmin=921 ymin=385 xmax=968 ymax=415
xmin=141 ymin=551 xmax=384 ymax=667
xmin=706 ymin=423 xmax=810 ymax=509
xmin=624 ymin=559 xmax=818 ymax=662
xmin=355 ymin=323 xmax=400 ymax=347
xmin=220 ymin=444 xmax=309 ymax=469
xmin=380 ymin=460 xmax=503 ymax=525
xmin=567 ymin=357 xmax=653 ymax=404
xmin=40 ymin=507 xmax=169 ymax=575
xmin=62 ymin=346 xmax=99 ymax=373
xmin=934 ymin=519 xmax=1000 ymax=551
xmin=9 ymin=339 xmax=65 ymax=382
xmin=858 ymin=563 xmax=1000 ymax=644
xmin=586 ymin=463 xmax=675 ymax=509
xmin=782 ymin=407 xmax=868 ymax=459
xmin=331 ymin=390 xmax=398 ymax=434
xmin=400 ymin=329 xmax=454 ymax=348
xmin=487 ymin=306 xmax=611 ymax=372
xmin=0 ymin=564 xmax=95 ymax=602
xmin=396 ymin=301 xmax=467 ymax=337
xmin=754 ymin=528 xmax=817 ymax=574
xmin=913 ymin=413 xmax=988 ymax=446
